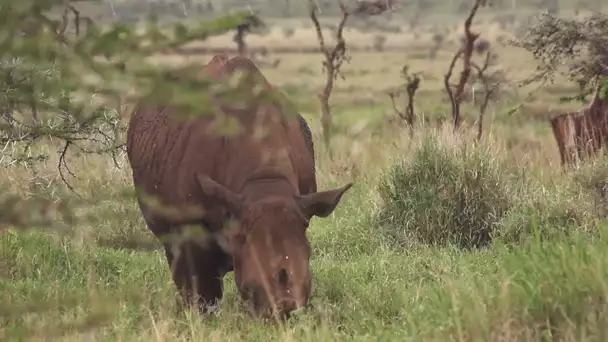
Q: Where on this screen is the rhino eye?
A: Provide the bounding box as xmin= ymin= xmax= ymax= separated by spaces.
xmin=277 ymin=268 xmax=290 ymax=287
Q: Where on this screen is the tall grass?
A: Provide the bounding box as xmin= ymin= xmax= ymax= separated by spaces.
xmin=2 ymin=125 xmax=608 ymax=340
xmin=376 ymin=132 xmax=602 ymax=250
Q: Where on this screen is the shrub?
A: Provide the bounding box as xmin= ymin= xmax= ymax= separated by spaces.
xmin=571 ymin=156 xmax=608 ymax=218
xmin=376 ymin=136 xmax=513 ymax=249
xmin=376 ymin=135 xmax=602 ymax=250
xmin=497 ymin=192 xmax=597 ymax=245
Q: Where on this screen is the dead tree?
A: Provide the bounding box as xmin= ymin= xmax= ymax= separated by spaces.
xmin=511 ymin=12 xmax=608 ymax=168
xmin=309 ymin=1 xmax=351 ymax=147
xmin=470 ymin=50 xmax=503 ymax=140
xmin=550 ymin=109 xmax=594 ymax=169
xmin=444 ymin=0 xmax=487 ymax=131
xmin=550 ymin=86 xmax=608 ymax=169
xmin=233 ymin=14 xmax=265 ymax=56
xmin=387 ymin=65 xmax=421 ymax=135
xmin=550 ymin=111 xmax=576 ymax=168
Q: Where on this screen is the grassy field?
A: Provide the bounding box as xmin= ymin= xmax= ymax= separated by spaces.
xmin=3 ymin=8 xmax=608 ymax=341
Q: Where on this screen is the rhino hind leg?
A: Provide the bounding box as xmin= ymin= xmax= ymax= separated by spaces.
xmin=164 ymin=240 xmax=228 ymax=314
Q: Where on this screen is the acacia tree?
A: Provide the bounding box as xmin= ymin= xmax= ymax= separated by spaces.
xmin=512 ymin=12 xmax=608 ymax=167
xmin=0 ymin=1 xmax=250 ymax=231
xmin=512 ymin=12 xmax=608 ymax=98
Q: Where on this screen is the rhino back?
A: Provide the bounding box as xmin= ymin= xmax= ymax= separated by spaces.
xmin=297 ymin=114 xmax=314 ymax=166
xmin=127 ymin=105 xmax=218 ymax=203
xmin=126 ymin=56 xmax=318 ymax=226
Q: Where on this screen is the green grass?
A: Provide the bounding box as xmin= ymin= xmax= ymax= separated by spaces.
xmin=2 ymin=132 xmax=608 ymax=341
xmin=2 ymin=204 xmax=608 ymax=340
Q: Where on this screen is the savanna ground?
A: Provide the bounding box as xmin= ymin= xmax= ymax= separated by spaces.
xmin=3 ymin=4 xmax=608 ymax=341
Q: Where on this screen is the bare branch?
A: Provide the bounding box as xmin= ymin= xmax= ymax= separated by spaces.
xmin=471 ymin=51 xmax=501 ymax=140
xmin=233 ymin=13 xmax=266 ymax=56
xmin=309 ymin=0 xmax=351 ymax=147
xmin=455 ymin=0 xmax=486 ymax=130
xmin=444 ymin=49 xmax=463 ymax=128
xmin=388 ymin=91 xmax=405 ymax=120
xmin=387 ymin=65 xmax=421 ymax=134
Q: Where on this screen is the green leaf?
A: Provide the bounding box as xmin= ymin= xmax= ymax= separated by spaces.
xmin=601 ymin=79 xmax=608 ymax=100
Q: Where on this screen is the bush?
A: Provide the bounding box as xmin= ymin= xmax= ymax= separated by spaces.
xmin=497 ymin=193 xmax=597 ymax=245
xmin=571 ymin=156 xmax=608 ymax=218
xmin=376 ymin=135 xmax=602 ymax=250
xmin=377 ymin=137 xmax=513 ymax=249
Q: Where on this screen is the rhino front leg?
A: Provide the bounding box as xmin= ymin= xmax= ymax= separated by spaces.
xmin=163 ymin=240 xmax=226 ymax=314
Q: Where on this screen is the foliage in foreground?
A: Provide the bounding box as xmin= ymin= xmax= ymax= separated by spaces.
xmin=0 ymin=1 xmax=254 ymax=228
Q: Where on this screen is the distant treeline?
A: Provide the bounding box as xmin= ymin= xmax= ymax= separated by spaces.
xmin=71 ymin=0 xmax=603 ymax=25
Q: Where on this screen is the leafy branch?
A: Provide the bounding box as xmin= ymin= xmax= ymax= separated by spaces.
xmin=0 ymin=1 xmax=250 ymax=225
xmin=511 ymin=12 xmax=608 ymax=94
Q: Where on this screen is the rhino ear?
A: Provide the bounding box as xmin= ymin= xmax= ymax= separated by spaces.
xmin=195 ymin=174 xmax=244 ymax=218
xmin=297 ymin=183 xmax=353 ymax=219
